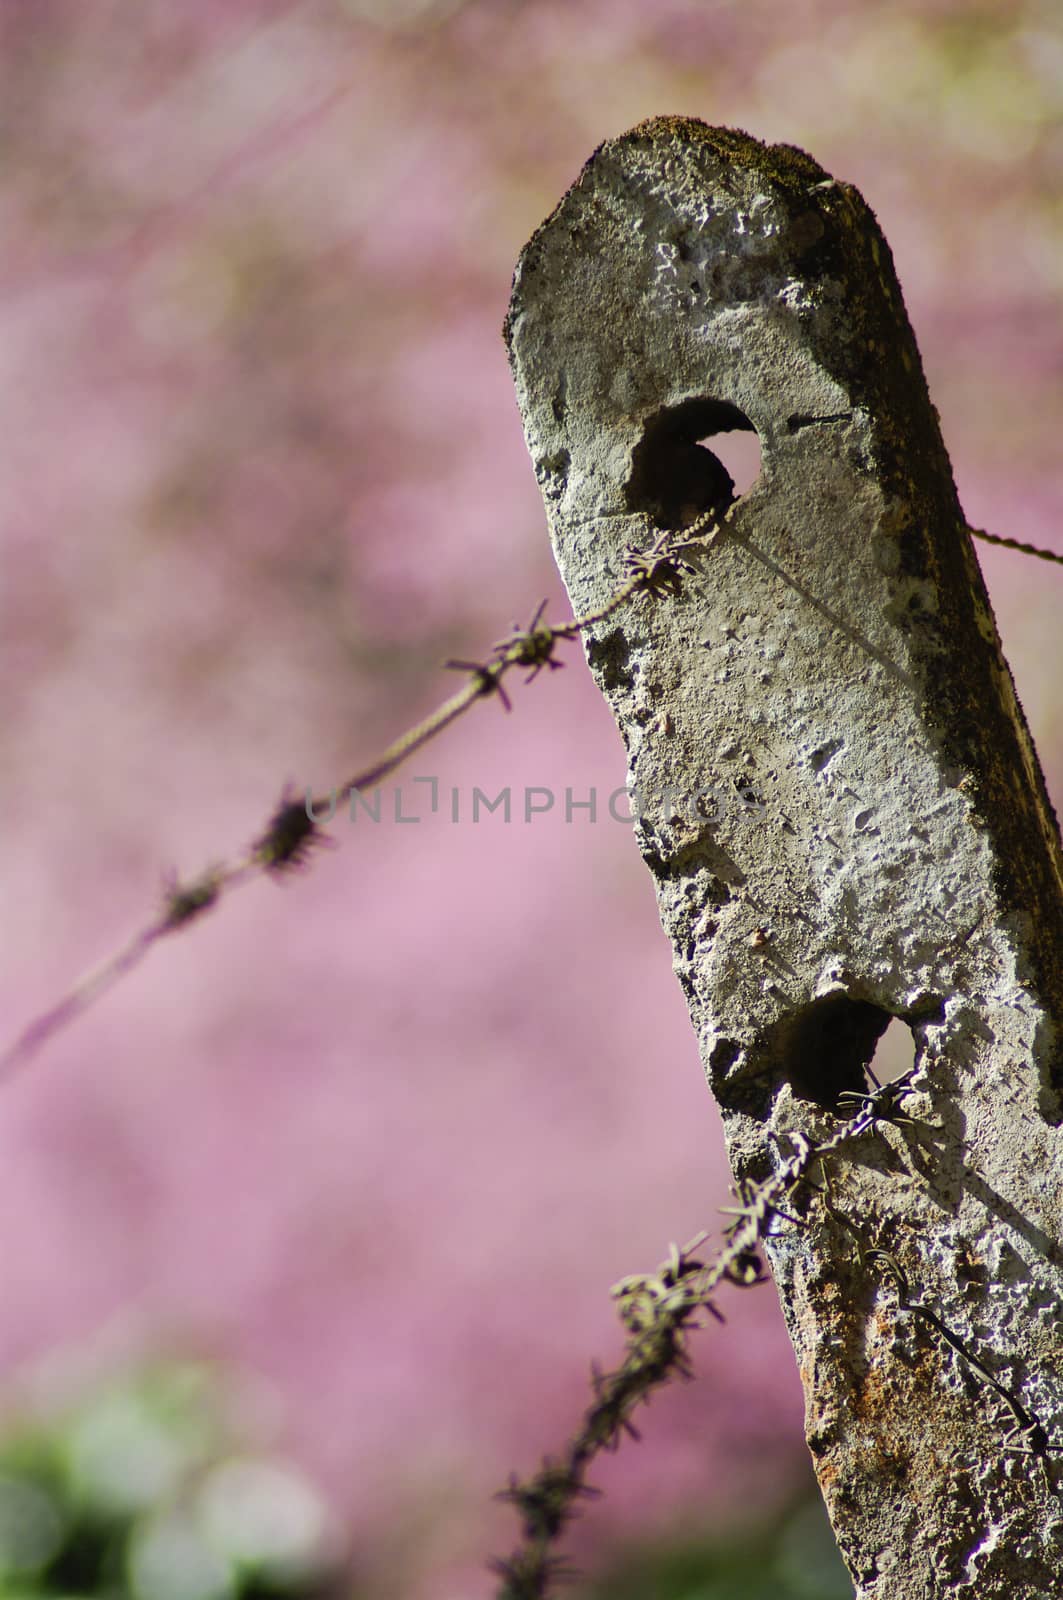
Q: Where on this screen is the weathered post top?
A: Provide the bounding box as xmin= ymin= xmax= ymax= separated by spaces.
xmin=506 ymin=117 xmax=1063 ymax=1599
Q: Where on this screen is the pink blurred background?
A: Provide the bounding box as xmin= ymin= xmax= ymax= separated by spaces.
xmin=1 ymin=3 xmax=1061 ymax=1595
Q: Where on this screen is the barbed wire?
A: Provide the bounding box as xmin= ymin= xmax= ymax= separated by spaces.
xmin=490 ymin=1069 xmax=1063 ymax=1596
xmin=969 ymin=525 xmax=1063 ymax=564
xmin=490 ymin=1074 xmax=918 ymax=1597
xmin=0 ymin=511 xmax=725 ymax=1078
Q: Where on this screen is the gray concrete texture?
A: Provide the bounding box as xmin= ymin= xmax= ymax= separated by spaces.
xmin=506 ymin=117 xmax=1063 ymax=1599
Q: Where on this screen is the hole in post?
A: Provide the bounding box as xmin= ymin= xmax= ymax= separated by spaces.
xmin=626 ymin=398 xmax=761 ymax=531
xmin=760 ymin=994 xmax=895 ymax=1112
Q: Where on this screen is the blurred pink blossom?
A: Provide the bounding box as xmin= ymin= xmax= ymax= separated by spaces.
xmin=0 ymin=5 xmax=1060 ymax=1597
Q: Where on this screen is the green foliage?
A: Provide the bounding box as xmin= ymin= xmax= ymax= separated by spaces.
xmin=0 ymin=1363 xmax=342 ymax=1600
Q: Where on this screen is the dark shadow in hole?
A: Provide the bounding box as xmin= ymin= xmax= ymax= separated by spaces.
xmin=626 ymin=398 xmax=760 ymax=531
xmin=760 ymin=994 xmax=895 ymax=1112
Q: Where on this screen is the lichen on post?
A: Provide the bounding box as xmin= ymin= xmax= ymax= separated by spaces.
xmin=506 ymin=117 xmax=1063 ymax=1598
